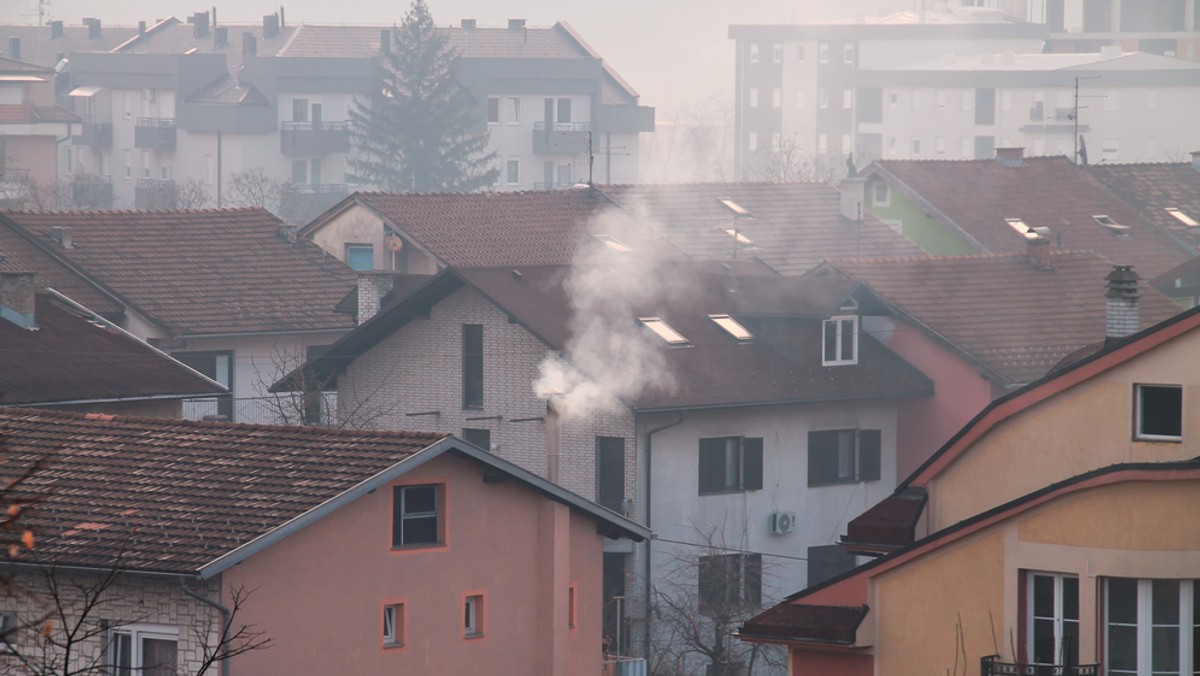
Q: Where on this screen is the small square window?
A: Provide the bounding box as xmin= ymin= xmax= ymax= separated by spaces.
xmin=772 ymin=43 xmax=782 ymax=63
xmin=392 ymin=484 xmax=442 ymax=548
xmin=698 ymin=553 xmax=762 ymax=609
xmin=698 ymin=436 xmax=763 ymax=494
xmin=464 ymin=594 xmax=484 ymax=638
xmin=462 ymin=428 xmax=491 ymax=450
xmin=507 ymin=97 xmax=520 ymax=124
xmin=383 ymin=603 xmax=405 ymax=647
xmin=818 ymin=42 xmax=829 ymax=63
xmin=822 ymin=315 xmax=858 ymax=366
xmin=749 ymin=43 xmax=759 ymax=63
xmin=1135 ymin=385 xmax=1182 ymax=441
xmin=345 ymin=244 xmax=374 ymax=271
xmin=808 ymin=429 xmax=881 ymax=486
xmin=843 ymin=43 xmax=854 ymax=63
xmin=872 ymin=181 xmax=890 ymax=206
xmin=506 ymin=159 xmax=520 ymax=185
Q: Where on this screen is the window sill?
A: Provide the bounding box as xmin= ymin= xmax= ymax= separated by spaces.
xmin=464 ymin=632 xmax=484 ymax=640
xmin=808 ymin=479 xmax=870 ymax=488
xmin=383 ymin=641 xmax=404 ymax=650
xmin=390 ymin=542 xmax=446 ymax=552
xmin=698 ymin=488 xmax=755 ymax=496
xmin=1133 ymin=435 xmax=1182 ymax=443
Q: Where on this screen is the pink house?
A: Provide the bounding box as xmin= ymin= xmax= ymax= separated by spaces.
xmin=0 ymin=408 xmax=646 ymax=675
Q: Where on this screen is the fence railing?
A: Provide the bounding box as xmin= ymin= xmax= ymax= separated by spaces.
xmin=981 ymin=656 xmax=1099 ymax=676
xmin=183 ymin=394 xmax=338 ymax=427
xmin=281 ymin=120 xmax=348 ymax=132
xmin=533 ymin=121 xmax=591 ymax=132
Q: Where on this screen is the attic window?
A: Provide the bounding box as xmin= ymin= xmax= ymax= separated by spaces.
xmin=709 ymin=314 xmax=753 ymax=341
xmin=822 ymin=315 xmax=858 ymax=366
xmin=639 ymin=317 xmax=688 ymax=346
xmin=594 ymin=234 xmax=633 ymax=252
xmin=1093 ymin=215 xmax=1131 ymax=235
xmin=718 ymin=197 xmax=753 ymax=218
xmin=721 ymin=228 xmax=755 ymax=246
xmin=1166 ymin=207 xmax=1199 ymax=227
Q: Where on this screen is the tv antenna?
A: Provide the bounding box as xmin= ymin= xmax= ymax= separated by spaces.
xmin=22 ymin=0 xmax=52 ymax=26
xmin=1038 ymin=75 xmax=1102 ymax=164
xmin=586 ymin=131 xmax=629 ymax=186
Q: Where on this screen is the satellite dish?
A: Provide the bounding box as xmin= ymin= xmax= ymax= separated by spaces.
xmin=384 ymin=234 xmax=404 ymax=252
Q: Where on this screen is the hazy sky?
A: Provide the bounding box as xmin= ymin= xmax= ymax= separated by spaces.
xmin=2 ymin=0 xmax=914 ymax=115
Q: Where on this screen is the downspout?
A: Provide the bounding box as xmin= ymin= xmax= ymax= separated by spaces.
xmin=641 ymin=410 xmax=683 ymax=658
xmin=182 ymin=580 xmax=232 ymax=676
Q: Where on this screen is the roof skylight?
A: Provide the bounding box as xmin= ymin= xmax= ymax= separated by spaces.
xmin=639 ymin=317 xmax=688 ymax=345
xmin=1006 ymin=218 xmax=1050 ymax=241
xmin=718 ymin=197 xmax=753 ymax=218
xmin=722 ymin=228 xmax=755 ymax=246
xmin=709 ymin=314 xmax=753 ymax=341
xmin=594 ymin=234 xmax=634 ymax=252
xmin=1093 ymin=215 xmax=1131 ymax=234
xmin=1166 ymin=207 xmax=1199 ymax=227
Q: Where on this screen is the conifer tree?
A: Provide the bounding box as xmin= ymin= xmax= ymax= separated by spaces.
xmin=348 ymin=0 xmax=497 ymax=192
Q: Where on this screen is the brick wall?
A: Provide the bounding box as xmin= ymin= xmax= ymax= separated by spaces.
xmin=338 ymin=284 xmax=638 ymax=506
xmin=0 ymin=569 xmax=222 ymax=673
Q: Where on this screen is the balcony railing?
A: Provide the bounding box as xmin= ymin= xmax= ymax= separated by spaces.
xmin=980 ymin=656 xmax=1099 ymax=676
xmin=280 ymin=184 xmax=350 ymax=224
xmin=532 ymin=121 xmax=591 ymax=155
xmin=183 ymin=393 xmax=339 ymax=427
xmin=135 ymin=178 xmax=176 ymax=210
xmin=134 ymin=117 xmax=176 ymax=151
xmin=280 ymin=120 xmax=351 ymax=156
xmin=71 ymin=174 xmax=114 ymax=209
xmin=73 ymin=118 xmax=112 ymax=148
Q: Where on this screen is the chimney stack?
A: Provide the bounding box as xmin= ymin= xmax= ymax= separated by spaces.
xmin=262 ymin=13 xmax=279 ymax=38
xmin=1191 ymin=150 xmax=1200 ymax=173
xmin=84 ymin=18 xmax=101 ymax=40
xmin=0 ymin=271 xmax=37 ymax=330
xmin=508 ymin=18 xmax=526 ymax=30
xmin=379 ymin=29 xmax=390 ymax=54
xmin=193 ymin=12 xmax=210 ymax=38
xmin=1105 ymin=265 xmax=1140 ymax=341
xmin=138 ymin=20 xmax=146 ymax=36
xmin=52 ymin=225 xmax=73 ymax=249
xmin=356 ymin=271 xmax=393 ymax=324
xmin=461 ymin=18 xmax=477 ymax=29
xmin=8 ymin=37 xmax=19 ymax=61
xmin=242 ymin=32 xmax=257 ymax=58
xmin=50 ymin=20 xmax=63 ymax=39
xmin=279 ymin=5 xmax=286 ymax=28
xmin=214 ymin=26 xmax=228 ymax=47
xmin=545 ymin=398 xmax=561 ymax=483
xmin=996 ymin=147 xmax=1025 ymax=168
xmin=212 ymin=6 xmax=218 ymax=26
xmin=839 ymin=177 xmax=866 ymax=222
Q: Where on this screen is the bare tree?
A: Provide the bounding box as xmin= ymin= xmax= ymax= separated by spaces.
xmin=641 ymin=97 xmax=735 ymax=183
xmin=171 ymin=179 xmax=213 ymax=210
xmin=224 ymin=168 xmax=286 ymax=213
xmin=743 ymin=135 xmax=844 ymax=183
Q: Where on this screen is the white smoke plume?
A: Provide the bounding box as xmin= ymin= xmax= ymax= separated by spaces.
xmin=533 ymin=202 xmax=693 ymax=419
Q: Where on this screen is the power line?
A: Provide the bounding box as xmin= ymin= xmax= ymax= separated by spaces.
xmin=651 ymin=535 xmax=810 ymax=563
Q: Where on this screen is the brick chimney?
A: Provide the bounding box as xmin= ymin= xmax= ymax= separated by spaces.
xmin=996 ymin=147 xmax=1025 ymax=168
xmin=1 ymin=271 xmax=37 ymax=329
xmin=357 ymin=271 xmax=394 ymax=324
xmin=839 ymin=177 xmax=866 ymax=222
xmin=1025 ymin=229 xmax=1054 ymax=270
xmin=1105 ymin=265 xmax=1140 ymax=341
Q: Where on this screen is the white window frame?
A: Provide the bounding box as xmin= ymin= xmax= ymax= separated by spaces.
xmin=822 ymin=314 xmax=859 ymax=366
xmin=465 ymin=594 xmax=484 ymax=638
xmin=1105 ymin=578 xmax=1198 ymax=676
xmin=383 ymin=603 xmax=404 ymax=647
xmin=842 ymin=89 xmax=853 ymax=109
xmin=749 ymin=43 xmax=759 ymax=63
xmin=1135 ymin=384 xmax=1182 ymax=441
xmin=1027 ymin=572 xmax=1079 ymax=668
xmin=843 ymin=42 xmax=854 ymax=64
xmin=505 ymin=159 xmax=520 ymax=186
xmin=818 ymin=42 xmax=829 ymax=63
xmin=506 ymin=96 xmax=520 ymax=125
xmin=772 ymin=43 xmax=782 ymax=63
xmin=108 ymin=624 xmax=178 ymax=675
xmin=871 ymin=181 xmax=890 ymax=207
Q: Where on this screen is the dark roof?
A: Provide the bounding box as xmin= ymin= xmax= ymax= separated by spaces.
xmin=0 ymin=55 xmax=51 ymax=73
xmin=873 ymin=156 xmax=1191 ymax=279
xmin=0 ymin=293 xmax=224 ymax=406
xmin=309 ymin=190 xmax=689 ymax=268
xmin=842 ymin=487 xmax=926 ymax=553
xmin=0 ymin=221 xmax=124 ymax=317
xmin=0 ymin=24 xmax=140 ymax=69
xmin=816 ymin=250 xmax=1182 ymax=386
xmin=739 ymin=604 xmax=868 ymax=645
xmin=0 ymin=407 xmax=647 ymax=575
xmin=290 ymin=262 xmax=933 ymax=411
xmin=30 ymin=105 xmax=80 ymax=123
xmin=599 ymin=182 xmax=924 ymax=275
xmin=0 ymin=208 xmax=356 ymax=337
xmin=1087 ymin=162 xmax=1200 ymax=257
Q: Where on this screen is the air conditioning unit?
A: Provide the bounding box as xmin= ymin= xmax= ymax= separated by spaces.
xmin=769 ymin=511 xmax=796 ymax=535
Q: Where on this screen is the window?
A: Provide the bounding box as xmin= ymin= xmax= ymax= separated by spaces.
xmin=292 ymin=159 xmax=307 ymax=185
xmin=556 ymin=163 xmax=571 ymax=187
xmin=392 ymin=484 xmax=441 ymax=547
xmin=709 ymin=314 xmax=753 ymax=341
xmin=383 ymin=603 xmax=405 ymax=647
xmin=292 ymin=98 xmax=309 ymax=122
xmin=772 ymin=43 xmax=782 ymax=63
xmin=507 ymin=96 xmax=520 ymax=124
xmin=462 ymin=428 xmax=491 ymax=450
xmin=975 ymin=88 xmax=996 ymax=125
xmin=505 ymin=159 xmax=519 ymax=185
xmin=772 ymin=88 xmax=781 ymax=108
xmin=462 ymin=324 xmax=483 ymax=409
xmin=557 ymin=98 xmax=572 ymax=123
xmin=818 ymin=134 xmax=828 ymax=154
xmin=748 ymin=131 xmax=758 ymax=152
xmin=698 ymin=436 xmax=763 ymax=494
xmin=818 ymin=42 xmax=829 ymax=63
xmin=464 ymin=594 xmax=484 ymax=638
xmin=311 ymin=157 xmax=322 ymax=186
xmin=807 ymin=429 xmax=881 ymax=486
xmin=843 ymin=42 xmax=855 ymax=64
xmin=639 ymin=317 xmax=688 ymax=346
xmin=936 ymin=136 xmax=946 ymax=155
xmin=124 ymin=150 xmax=131 ymax=179
xmin=141 ymin=150 xmax=150 ymax=178
xmin=808 ymin=544 xmax=856 ymax=586
xmin=841 ymin=134 xmax=851 ymax=154
xmin=1106 ymin=578 xmax=1200 ymax=675
xmin=822 ymin=315 xmax=858 ymax=365
xmin=1166 ymin=208 xmax=1200 ymax=227
xmin=888 ymin=91 xmax=899 ymax=110
xmin=796 ymin=44 xmax=805 ymax=60
xmin=109 ymin=625 xmax=178 ymax=676
xmin=1028 ymin=573 xmax=1079 ymax=668
xmin=749 ymin=88 xmax=758 ymax=108
xmin=842 ymin=89 xmax=853 ymax=109
xmin=597 ymin=437 xmax=625 ymax=513
xmin=911 ymin=90 xmax=922 ymax=111
xmin=345 ymin=244 xmax=373 ymax=271
xmin=818 ymin=89 xmax=829 ymax=108
xmin=749 ymin=43 xmax=759 ymax=63
xmin=174 ymin=351 xmax=233 ymax=420
xmin=912 ymin=138 xmax=922 ymax=156
xmin=872 ymin=181 xmax=889 ymax=206
xmin=486 ymin=97 xmax=499 ymax=124
xmin=936 ymin=89 xmax=947 ymax=109
xmin=699 ymin=554 xmax=762 ymax=609
xmin=1135 ymin=384 xmax=1182 ymax=440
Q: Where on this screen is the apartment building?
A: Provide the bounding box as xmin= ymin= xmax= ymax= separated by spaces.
xmin=50 ymin=12 xmax=651 ymax=217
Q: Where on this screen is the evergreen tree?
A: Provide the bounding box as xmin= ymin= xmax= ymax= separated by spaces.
xmin=348 ymin=0 xmax=497 ymax=192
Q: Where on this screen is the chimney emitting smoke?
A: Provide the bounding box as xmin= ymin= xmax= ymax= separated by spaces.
xmin=1105 ymin=265 xmax=1140 ymax=341
xmin=545 ymin=398 xmax=562 ymax=483
xmin=0 ymin=271 xmax=37 ymax=330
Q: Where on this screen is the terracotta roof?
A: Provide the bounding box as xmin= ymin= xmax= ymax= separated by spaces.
xmin=817 ymin=250 xmax=1183 ymax=386
xmin=292 ymin=262 xmax=933 ymax=411
xmin=0 ymin=221 xmax=124 ymax=317
xmin=317 ymin=190 xmax=689 ymax=268
xmin=599 ymin=182 xmax=924 ymax=275
xmin=0 ymin=208 xmax=356 ymax=337
xmin=739 ymin=604 xmax=868 ymax=645
xmin=0 ymin=407 xmax=446 ymax=573
xmin=873 ymin=156 xmax=1191 ymax=279
xmin=1086 ymin=162 xmax=1200 ymax=257
xmin=842 ymin=487 xmax=926 ymax=553
xmin=0 ymin=293 xmax=225 ymax=407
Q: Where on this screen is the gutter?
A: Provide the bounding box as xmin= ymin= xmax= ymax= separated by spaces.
xmin=182 ymin=580 xmax=232 ymax=676
xmin=641 ymin=411 xmax=683 ymax=658
xmin=21 ymin=391 xmax=226 ymax=408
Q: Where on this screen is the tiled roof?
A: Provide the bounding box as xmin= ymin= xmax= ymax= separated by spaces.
xmin=0 ymin=208 xmax=356 ymax=337
xmin=0 ymin=55 xmax=51 ymax=73
xmin=0 ymin=24 xmax=140 ymax=69
xmin=739 ymin=604 xmax=868 ymax=645
xmin=298 ymin=262 xmax=933 ymax=410
xmin=0 ymin=221 xmax=124 ymax=316
xmin=874 ymin=156 xmax=1191 ymax=279
xmin=31 ymin=105 xmax=80 ymax=123
xmin=0 ymin=294 xmax=225 ymax=406
xmin=819 ymin=250 xmax=1183 ymax=386
xmin=0 ymin=407 xmax=446 ymax=573
xmin=599 ymin=182 xmax=925 ymax=275
xmin=274 ymin=23 xmax=593 ymax=61
xmin=1087 ymin=162 xmax=1200 ymax=258
xmin=328 ymin=189 xmax=689 ymax=268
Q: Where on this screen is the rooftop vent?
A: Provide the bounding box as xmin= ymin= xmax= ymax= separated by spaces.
xmin=461 ymin=18 xmax=477 ymax=29
xmin=508 ymin=18 xmax=526 ymax=30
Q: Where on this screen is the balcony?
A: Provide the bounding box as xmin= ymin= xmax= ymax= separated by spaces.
xmin=134 ymin=117 xmax=176 ymax=152
xmin=70 ymin=174 xmax=113 ymax=209
xmin=135 ymin=178 xmax=176 ymax=210
xmin=73 ymin=118 xmax=113 ymax=148
xmin=280 ymin=121 xmax=351 ymax=156
xmin=280 ymin=183 xmax=349 ymax=224
xmin=602 ymin=657 xmax=647 ymax=676
xmin=532 ymin=121 xmax=591 ymax=156
xmin=980 ymin=656 xmax=1099 ymax=676
xmin=184 ymin=393 xmax=338 ymax=426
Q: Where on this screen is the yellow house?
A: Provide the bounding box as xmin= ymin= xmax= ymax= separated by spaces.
xmin=739 ymin=304 xmax=1200 ymax=675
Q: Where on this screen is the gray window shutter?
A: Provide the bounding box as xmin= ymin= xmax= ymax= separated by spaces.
xmin=858 ymin=429 xmax=882 ymax=481
xmin=742 ymin=438 xmax=763 ymax=491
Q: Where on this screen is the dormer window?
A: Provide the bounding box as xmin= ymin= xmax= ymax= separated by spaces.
xmin=639 ymin=317 xmax=689 ymax=346
xmin=823 ymin=306 xmax=858 ymax=366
